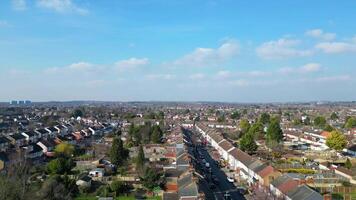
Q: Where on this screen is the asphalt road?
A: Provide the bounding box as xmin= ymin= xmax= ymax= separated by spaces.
xmin=183 ymin=129 xmax=245 ymax=200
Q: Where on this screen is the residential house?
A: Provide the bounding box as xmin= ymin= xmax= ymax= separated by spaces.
xmin=344 ymin=145 xmax=356 ymax=157
xmin=46 ymin=127 xmax=59 ymax=138
xmin=270 ymin=174 xmax=300 ymax=199
xmin=37 ymin=139 xmax=56 ymax=156
xmin=55 ymin=124 xmax=69 ymax=136
xmin=22 ymin=130 xmax=41 ymax=143
xmin=72 ymin=131 xmax=83 ymax=141
xmin=7 ymin=133 xmax=26 ymax=147
xmin=334 ymin=166 xmax=356 ymax=184
xmin=164 ymin=168 xmax=182 ymax=193
xmin=217 ymin=140 xmax=235 ymax=162
xmin=36 ymin=128 xmax=50 ymax=139
xmin=286 ymin=185 xmax=323 ymax=200
xmin=176 ymin=150 xmax=190 ymax=171
xmin=256 ymin=165 xmax=281 ymax=187
xmin=0 ymin=136 xmax=10 ymax=152
xmin=178 ymin=171 xmax=199 ymax=200
xmin=27 ymin=144 xmax=43 ymax=160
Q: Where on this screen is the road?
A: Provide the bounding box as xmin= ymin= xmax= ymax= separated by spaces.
xmin=183 ymin=128 xmax=245 ymax=200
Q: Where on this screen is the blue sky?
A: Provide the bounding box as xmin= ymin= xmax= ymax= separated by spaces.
xmin=0 ymin=0 xmax=356 ymax=102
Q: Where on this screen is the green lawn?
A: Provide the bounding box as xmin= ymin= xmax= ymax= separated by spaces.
xmin=332 ymin=192 xmax=356 ymax=200
xmin=75 ymin=196 xmax=98 ymax=200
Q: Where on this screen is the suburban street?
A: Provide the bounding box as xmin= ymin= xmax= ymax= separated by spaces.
xmin=183 ymin=129 xmax=245 ymax=200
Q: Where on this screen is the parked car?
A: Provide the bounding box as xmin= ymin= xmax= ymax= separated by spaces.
xmin=205 ymin=162 xmax=210 ymax=168
xmin=237 ymin=187 xmax=247 ymax=194
xmin=227 ymin=176 xmax=235 ymax=183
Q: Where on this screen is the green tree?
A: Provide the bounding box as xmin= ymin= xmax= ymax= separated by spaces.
xmin=293 ymin=118 xmax=302 ymax=126
xmin=326 ymin=130 xmax=347 ymax=151
xmin=96 ymin=185 xmax=110 ymax=197
xmin=110 ymin=180 xmax=130 ymax=197
xmin=72 ymin=108 xmax=83 ymax=118
xmin=266 ymin=118 xmax=283 ymax=147
xmin=144 ymin=112 xmax=156 ymax=119
xmin=0 ymin=162 xmax=30 ymax=200
xmin=324 ymin=124 xmax=335 ymax=132
xmin=242 ymin=109 xmax=248 ymax=115
xmin=239 ymin=119 xmax=250 ymax=135
xmin=259 ymin=113 xmax=271 ymax=125
xmin=314 ymin=116 xmax=327 ymax=128
xmin=151 ymin=125 xmax=163 ymax=143
xmin=136 ymin=145 xmax=145 ymax=172
xmin=37 ymin=178 xmax=73 ymax=200
xmin=110 ymin=137 xmax=127 ymax=166
xmin=230 ymin=111 xmax=241 ymax=120
xmin=116 ymin=129 xmax=122 ymax=136
xmin=248 ymin=121 xmax=264 ymax=139
xmin=140 ymin=167 xmax=163 ymax=191
xmin=239 ymin=133 xmax=258 ymax=153
xmin=157 ymin=111 xmax=165 ymax=120
xmin=345 ymin=158 xmax=352 ymax=169
xmin=330 ymin=112 xmax=338 ymax=120
xmin=55 ymin=143 xmax=74 ymax=158
xmin=217 ymin=115 xmax=226 ymax=122
xmin=345 ymin=117 xmax=356 ymax=129
xmin=47 ymin=158 xmax=75 ymax=174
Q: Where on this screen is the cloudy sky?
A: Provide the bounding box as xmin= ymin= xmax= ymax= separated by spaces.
xmin=0 ymin=0 xmax=356 ymax=102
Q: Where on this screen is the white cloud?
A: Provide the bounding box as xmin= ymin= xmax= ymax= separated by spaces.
xmin=44 ymin=61 xmax=97 ymax=74
xmin=245 ymin=70 xmax=271 ymax=77
xmin=299 ymin=63 xmax=322 ymax=73
xmin=12 ymin=0 xmax=27 ymax=11
xmin=189 ymin=73 xmax=205 ymax=80
xmin=8 ymin=69 xmax=30 ymax=76
xmin=228 ymin=79 xmax=249 ymax=87
xmin=36 ymin=0 xmax=88 ymax=15
xmin=279 ymin=63 xmax=322 ymax=74
xmin=256 ymin=38 xmax=313 ymax=59
xmin=315 ymin=41 xmax=356 ymax=53
xmin=215 ymin=70 xmax=231 ymax=79
xmin=305 ymin=29 xmax=336 ymax=41
xmin=316 ymin=75 xmax=351 ymax=82
xmin=173 ymin=40 xmax=239 ymax=67
xmin=115 ymin=58 xmax=149 ymax=71
xmin=146 ymin=74 xmax=175 ymax=80
xmin=67 ymin=62 xmax=94 ymax=71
